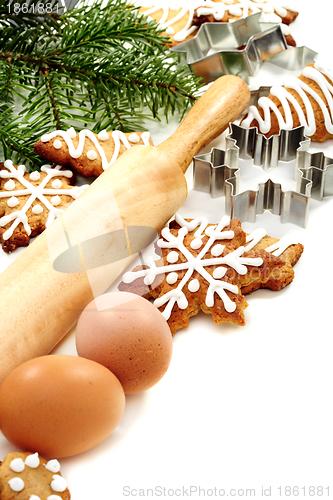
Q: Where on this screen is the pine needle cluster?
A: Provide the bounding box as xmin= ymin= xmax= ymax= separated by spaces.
xmin=0 ymin=0 xmax=202 ymax=168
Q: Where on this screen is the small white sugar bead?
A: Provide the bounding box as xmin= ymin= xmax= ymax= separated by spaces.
xmin=45 ymin=459 xmax=61 ymax=473
xmin=97 ymin=129 xmax=109 ymax=141
xmin=10 ymin=458 xmax=25 ymax=473
xmin=188 ymin=279 xmax=200 ymax=293
xmin=29 ymin=171 xmax=41 ymax=181
xmin=52 ymin=179 xmax=62 ymax=189
xmin=167 ymin=251 xmax=179 ymax=264
xmin=87 ymin=150 xmax=98 ymax=160
xmin=53 ymin=139 xmax=62 ymax=149
xmin=25 ymin=452 xmax=40 ymax=468
xmin=8 ymin=477 xmax=25 ymax=492
xmin=7 ymin=196 xmax=19 ymax=208
xmin=51 ymin=195 xmax=61 ymax=206
xmin=51 ymin=474 xmax=67 ymax=492
xmin=166 ymin=272 xmax=178 ymax=285
xmin=67 ymin=127 xmax=76 ymax=139
xmin=128 ymin=133 xmax=140 ymax=143
xmin=4 ymin=179 xmax=15 ymax=190
xmin=32 ymin=204 xmax=43 ymax=214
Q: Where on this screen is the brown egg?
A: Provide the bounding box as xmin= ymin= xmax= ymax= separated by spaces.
xmin=76 ymin=292 xmax=173 ymax=394
xmin=0 ymin=355 xmax=125 ymax=458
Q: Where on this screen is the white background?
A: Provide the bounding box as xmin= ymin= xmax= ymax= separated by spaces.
xmin=1 ymin=1 xmax=333 ymax=499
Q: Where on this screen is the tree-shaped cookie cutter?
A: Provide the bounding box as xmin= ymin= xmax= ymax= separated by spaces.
xmin=170 ymin=12 xmax=288 ymax=83
xmin=193 ymin=123 xmax=333 ymax=228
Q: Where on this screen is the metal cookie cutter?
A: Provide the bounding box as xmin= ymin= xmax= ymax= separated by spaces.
xmin=170 ymin=12 xmax=287 ymax=83
xmin=193 ymin=133 xmax=311 ymax=228
xmin=223 ymin=45 xmax=317 ymax=168
xmin=194 ymin=122 xmax=333 ymax=227
xmin=225 ymin=122 xmax=308 ymax=169
xmin=296 ymin=146 xmax=333 ymax=202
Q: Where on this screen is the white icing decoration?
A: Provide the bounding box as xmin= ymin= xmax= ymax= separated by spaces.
xmin=229 ymin=5 xmax=242 ymax=17
xmin=53 ymin=139 xmax=62 ymax=149
xmin=10 ymin=458 xmax=25 ymax=473
xmin=141 ymin=132 xmax=151 ymax=145
xmin=32 ymin=204 xmax=43 ymax=214
xmin=47 ymin=496 xmax=63 ymax=500
xmin=45 ymin=459 xmax=61 ymax=473
xmin=51 ymin=474 xmax=67 ymax=492
xmin=67 ymin=126 xmax=76 ymax=139
xmin=245 ymin=228 xmax=267 ymax=251
xmin=190 ymin=237 xmax=202 ymax=250
xmin=7 ymin=196 xmax=19 ymax=208
xmin=265 ymin=235 xmax=298 ymax=256
xmin=97 ymin=129 xmax=109 ymax=141
xmin=29 ymin=171 xmax=40 ymax=181
xmin=30 ymin=496 xmax=41 ymax=500
xmin=280 ymin=23 xmax=290 ymax=36
xmin=25 ymin=452 xmax=40 ymax=468
xmin=3 ymin=159 xmax=13 ymax=168
xmin=166 ymin=272 xmax=178 ymax=285
xmin=41 ymin=129 xmax=151 ymax=171
xmin=142 ymin=1 xmax=294 ymax=41
xmin=242 ymin=63 xmax=333 ymax=137
xmin=188 ymin=278 xmax=200 ymax=292
xmin=128 ymin=133 xmax=140 ymax=143
xmin=261 ymin=4 xmax=274 ymax=13
xmin=4 ymin=179 xmax=15 ymax=190
xmin=8 ymin=477 xmax=25 ymax=491
xmin=123 ymin=215 xmax=263 ymax=320
xmin=0 ymin=161 xmax=88 ymax=240
xmin=211 ymin=243 xmax=224 ymax=257
xmin=275 ymin=5 xmax=287 ymax=17
xmin=123 ymin=213 xmax=301 ymax=320
xmin=51 ymin=195 xmax=61 ymax=206
xmin=51 ymin=179 xmax=62 ymax=189
xmin=167 ymin=250 xmax=179 ymax=263
xmin=213 ymin=267 xmax=227 ymax=279
xmin=87 ymin=150 xmax=98 ymax=160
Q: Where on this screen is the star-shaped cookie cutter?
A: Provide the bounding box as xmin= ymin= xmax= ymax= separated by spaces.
xmin=193 ymin=123 xmax=333 ymax=228
xmin=170 ymin=12 xmax=288 ymax=83
xmin=296 ymin=146 xmax=333 ymax=202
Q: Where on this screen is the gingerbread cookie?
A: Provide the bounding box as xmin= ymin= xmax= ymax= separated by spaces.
xmin=138 ymin=1 xmax=298 ymax=46
xmin=0 ymin=160 xmax=88 ymax=253
xmin=34 ymin=128 xmax=154 ymax=178
xmin=241 ymin=61 xmax=333 ymax=142
xmin=0 ymin=451 xmax=70 ymax=500
xmin=119 ymin=214 xmax=303 ymax=334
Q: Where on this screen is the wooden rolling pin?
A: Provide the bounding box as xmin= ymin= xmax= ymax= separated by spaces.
xmin=0 ymin=75 xmax=250 ymax=385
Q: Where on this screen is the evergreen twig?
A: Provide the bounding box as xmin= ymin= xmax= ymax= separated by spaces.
xmin=0 ymin=0 xmax=203 ymax=169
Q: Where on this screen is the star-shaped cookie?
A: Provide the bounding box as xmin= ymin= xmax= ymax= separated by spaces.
xmin=119 ymin=214 xmax=303 ymax=334
xmin=0 ymin=160 xmax=88 ymax=253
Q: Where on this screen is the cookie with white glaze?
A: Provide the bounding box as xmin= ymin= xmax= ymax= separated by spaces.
xmin=119 ymin=215 xmax=303 ymax=334
xmin=0 ymin=160 xmax=88 ymax=253
xmin=138 ymin=1 xmax=298 ymax=47
xmin=34 ymin=128 xmax=154 ymax=178
xmin=241 ymin=62 xmax=333 ymax=142
xmin=0 ymin=451 xmax=70 ymax=500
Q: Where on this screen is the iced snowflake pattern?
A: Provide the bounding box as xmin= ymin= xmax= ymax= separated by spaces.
xmin=122 ymin=214 xmax=269 ymax=320
xmin=0 ymin=160 xmax=88 ymax=241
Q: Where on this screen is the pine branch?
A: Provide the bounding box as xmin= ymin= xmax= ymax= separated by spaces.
xmin=0 ymin=0 xmax=203 ymax=169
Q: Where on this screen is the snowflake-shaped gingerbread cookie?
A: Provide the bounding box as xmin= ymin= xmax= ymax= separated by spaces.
xmin=119 ymin=214 xmax=304 ymax=334
xmin=0 ymin=160 xmax=88 ymax=253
